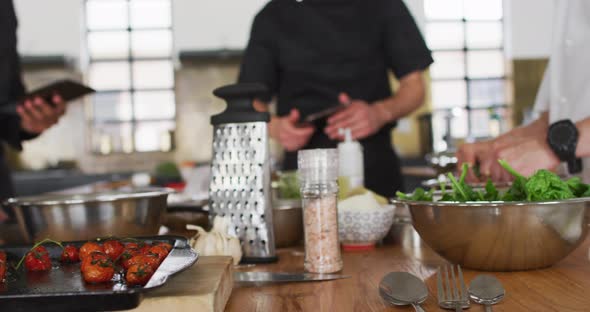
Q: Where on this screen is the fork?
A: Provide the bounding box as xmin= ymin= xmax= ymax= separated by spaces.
xmin=437 ymin=264 xmax=470 ymax=311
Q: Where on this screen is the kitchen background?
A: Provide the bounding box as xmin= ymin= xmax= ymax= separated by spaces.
xmin=6 ymin=0 xmax=552 ymax=186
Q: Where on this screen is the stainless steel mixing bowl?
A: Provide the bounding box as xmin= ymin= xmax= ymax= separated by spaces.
xmin=4 ymin=188 xmax=172 ymax=243
xmin=393 ymin=198 xmax=590 ymax=271
xmin=273 ymin=199 xmax=303 ymax=248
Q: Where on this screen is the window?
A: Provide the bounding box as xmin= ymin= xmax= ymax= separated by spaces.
xmin=85 ymin=0 xmax=175 ymax=154
xmin=424 ymin=0 xmax=510 ymax=152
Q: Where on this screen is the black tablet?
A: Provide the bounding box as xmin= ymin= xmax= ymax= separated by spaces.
xmin=0 ymin=79 xmax=95 ymax=116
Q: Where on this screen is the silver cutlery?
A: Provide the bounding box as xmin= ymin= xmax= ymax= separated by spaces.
xmin=437 ymin=265 xmax=470 ymax=311
xmin=379 ymin=288 xmax=427 ymax=312
xmin=379 ymin=272 xmax=428 ymax=312
xmin=469 ymin=275 xmax=505 ymax=312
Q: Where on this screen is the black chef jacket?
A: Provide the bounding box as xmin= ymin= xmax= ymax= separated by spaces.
xmin=238 ymin=0 xmax=433 ymax=196
xmin=0 ymin=0 xmax=34 ymax=201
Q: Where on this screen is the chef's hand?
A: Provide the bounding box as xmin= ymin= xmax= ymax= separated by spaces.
xmin=325 ymin=93 xmax=387 ymax=140
xmin=17 ymin=94 xmax=66 ymax=134
xmin=457 ymin=140 xmax=507 ymax=183
xmin=457 ymin=131 xmax=559 ymax=183
xmin=269 ymin=108 xmax=315 ymax=152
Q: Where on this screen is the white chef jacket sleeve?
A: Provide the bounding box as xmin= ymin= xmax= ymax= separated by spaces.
xmin=533 ymin=66 xmax=550 ymax=114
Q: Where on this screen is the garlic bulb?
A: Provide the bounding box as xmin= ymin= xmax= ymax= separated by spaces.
xmin=187 ymin=216 xmax=242 ymax=265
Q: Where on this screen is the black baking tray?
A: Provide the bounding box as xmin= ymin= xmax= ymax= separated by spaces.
xmin=0 ymin=235 xmax=198 ymax=312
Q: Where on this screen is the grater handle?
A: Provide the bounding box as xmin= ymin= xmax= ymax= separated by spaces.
xmin=211 ymin=83 xmax=270 ymax=125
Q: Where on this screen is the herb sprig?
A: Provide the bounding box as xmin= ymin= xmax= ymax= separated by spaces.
xmin=15 ymin=238 xmax=64 ymax=270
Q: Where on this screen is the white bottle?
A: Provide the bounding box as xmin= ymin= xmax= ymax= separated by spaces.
xmin=337 ymin=128 xmax=364 ymax=189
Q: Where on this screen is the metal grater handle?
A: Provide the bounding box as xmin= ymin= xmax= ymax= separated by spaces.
xmin=211 ymin=83 xmax=270 ymax=125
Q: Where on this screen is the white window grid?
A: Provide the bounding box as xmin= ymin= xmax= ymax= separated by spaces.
xmin=84 ymin=0 xmax=176 ymax=154
xmin=424 ymin=0 xmax=511 ymax=152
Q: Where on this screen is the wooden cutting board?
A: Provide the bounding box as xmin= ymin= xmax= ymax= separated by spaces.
xmin=128 ymin=256 xmax=234 ymax=312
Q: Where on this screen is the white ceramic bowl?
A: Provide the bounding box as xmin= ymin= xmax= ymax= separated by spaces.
xmin=338 ymin=204 xmax=396 ymax=251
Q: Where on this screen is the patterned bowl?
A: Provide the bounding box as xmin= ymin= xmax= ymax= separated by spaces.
xmin=338 ymin=204 xmax=396 ymax=251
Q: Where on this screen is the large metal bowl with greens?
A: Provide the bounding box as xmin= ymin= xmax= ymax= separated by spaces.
xmin=395 ymin=161 xmax=590 ymax=271
xmin=394 ymin=196 xmax=590 ymax=271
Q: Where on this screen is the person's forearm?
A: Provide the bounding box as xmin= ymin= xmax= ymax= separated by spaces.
xmin=496 ymin=111 xmax=549 ymax=145
xmin=576 ymin=117 xmax=590 ymax=158
xmin=373 ymin=71 xmax=425 ymax=123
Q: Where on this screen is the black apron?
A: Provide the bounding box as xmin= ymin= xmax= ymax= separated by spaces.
xmin=238 ymin=0 xmax=432 ymax=197
xmin=1 ymin=0 xmax=28 ymax=211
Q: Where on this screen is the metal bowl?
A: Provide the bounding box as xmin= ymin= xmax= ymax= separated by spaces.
xmin=4 ymin=187 xmax=172 ymax=243
xmin=273 ymin=199 xmax=303 ymax=248
xmin=393 ymin=197 xmax=590 ymax=271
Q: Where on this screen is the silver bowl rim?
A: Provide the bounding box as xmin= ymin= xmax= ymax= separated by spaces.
xmin=391 ymin=196 xmax=590 ymax=207
xmin=4 ymin=187 xmax=174 ymax=207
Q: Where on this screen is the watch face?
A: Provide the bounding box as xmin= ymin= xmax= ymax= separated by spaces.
xmin=550 ymin=123 xmax=577 ymax=146
xmin=548 ymin=120 xmax=578 ymax=160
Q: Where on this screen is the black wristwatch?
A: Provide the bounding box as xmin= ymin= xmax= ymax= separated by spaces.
xmin=547 ymin=119 xmax=583 ymax=174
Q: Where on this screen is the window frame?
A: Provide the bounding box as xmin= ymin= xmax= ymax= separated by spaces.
xmin=84 ymin=0 xmax=176 ymax=155
xmin=424 ymin=0 xmax=511 ymax=152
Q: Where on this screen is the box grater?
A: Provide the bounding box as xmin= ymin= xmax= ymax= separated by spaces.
xmin=209 ymin=83 xmax=277 ymax=263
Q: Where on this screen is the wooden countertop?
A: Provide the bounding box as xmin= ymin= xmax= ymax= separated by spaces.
xmin=226 ymin=228 xmax=590 ymax=312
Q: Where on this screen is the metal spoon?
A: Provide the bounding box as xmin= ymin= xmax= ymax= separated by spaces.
xmin=469 ymin=275 xmax=505 ymax=312
xmin=380 ymin=288 xmax=427 ymax=312
xmin=379 ymin=272 xmax=428 ymax=312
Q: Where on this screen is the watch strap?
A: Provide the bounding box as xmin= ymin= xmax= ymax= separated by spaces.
xmin=567 ymin=158 xmax=583 ymax=174
xmin=547 ymin=119 xmax=582 ymax=174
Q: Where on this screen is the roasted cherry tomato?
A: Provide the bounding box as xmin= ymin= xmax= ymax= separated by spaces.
xmin=127 ymin=254 xmax=160 ymax=271
xmin=126 ymin=263 xmax=154 ymax=286
xmin=60 ymin=245 xmax=80 ymax=263
xmin=0 ymin=259 xmax=6 ymax=282
xmin=0 ymin=251 xmax=6 ymax=262
xmin=81 ymin=252 xmax=114 ymax=284
xmin=124 ymin=242 xmax=151 ymax=254
xmin=79 ymin=242 xmax=104 ymax=261
xmin=103 ymin=240 xmax=125 ymax=261
xmin=148 ymin=246 xmax=169 ymax=264
xmin=124 ymin=242 xmax=139 ymax=249
xmin=24 ymin=246 xmax=52 ymax=272
xmin=138 ymin=243 xmax=152 ymax=255
xmin=81 ymin=251 xmax=103 ymax=272
xmin=120 ymin=248 xmax=142 ymax=270
xmin=154 ymin=242 xmax=172 ymax=252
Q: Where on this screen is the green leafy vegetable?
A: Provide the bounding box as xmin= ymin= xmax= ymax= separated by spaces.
xmin=277 ymin=171 xmax=301 ymax=199
xmin=447 ymin=170 xmax=475 ymax=201
xmin=525 ymin=170 xmax=574 ymax=201
xmin=396 ymin=187 xmax=434 ymax=201
xmin=566 ymin=177 xmax=589 ymax=197
xmin=499 ymin=160 xmax=574 ymax=201
xmin=483 ymin=179 xmax=500 ymax=201
xmin=501 ymin=175 xmax=527 ymax=201
xmin=397 ymin=159 xmax=590 ymax=203
xmin=498 ymin=160 xmax=528 ymax=201
xmin=440 ymin=164 xmax=501 ymax=202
